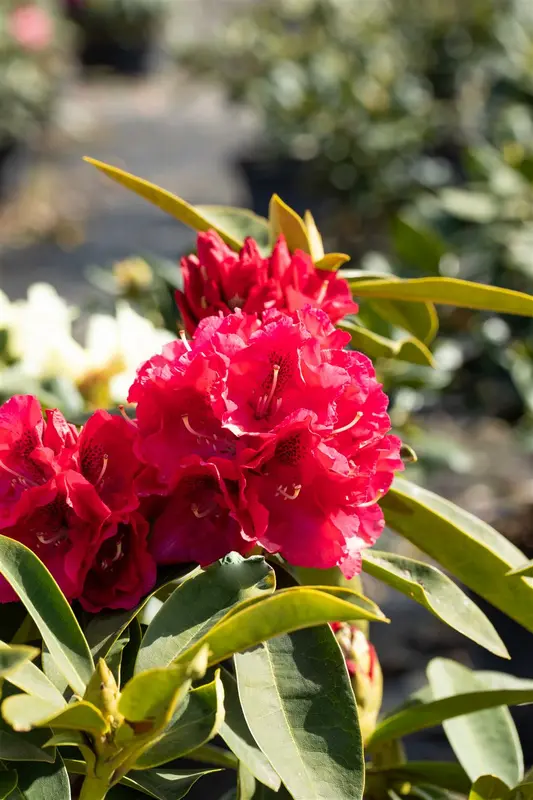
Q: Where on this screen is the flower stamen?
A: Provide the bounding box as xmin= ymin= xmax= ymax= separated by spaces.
xmin=0 ymin=459 xmax=37 ymax=487
xmin=179 ymin=330 xmax=192 ymax=351
xmin=96 ymin=454 xmax=109 ymax=486
xmin=191 ymin=503 xmax=214 ymax=519
xmin=316 ymin=279 xmax=329 ymax=305
xmin=257 ymin=364 xmax=281 ymax=418
xmin=36 ymin=530 xmax=65 ymax=546
xmin=276 ymin=484 xmax=302 ymax=501
xmin=182 ymin=415 xmax=204 ymax=438
xmin=331 ymin=412 xmax=363 ymax=436
xmin=358 ymin=489 xmax=385 ymax=508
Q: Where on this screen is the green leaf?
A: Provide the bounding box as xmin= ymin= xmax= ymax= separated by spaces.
xmin=0 ymin=536 xmax=93 ymax=695
xmin=427 ymin=660 xmax=523 ymax=786
xmin=0 ymin=770 xmax=17 ymax=799
xmin=175 ymin=585 xmax=386 ymax=668
xmin=361 ymin=551 xmax=508 ymax=658
xmin=367 ymin=763 xmax=471 ymax=794
xmin=195 ymin=206 xmax=270 ymax=254
xmin=234 ymin=625 xmax=364 ymax=800
xmin=392 ymin=215 xmax=448 ymax=275
xmin=2 ymin=696 xmax=107 ymax=735
xmin=120 ymin=768 xmax=218 ymax=800
xmin=219 ymin=668 xmax=280 ymax=792
xmin=0 ymin=644 xmax=65 ymax=708
xmin=347 ymin=277 xmax=533 ymax=317
xmin=303 ymin=210 xmax=325 ymax=261
xmin=365 ymin=297 xmax=439 ymax=344
xmin=42 ymin=731 xmax=96 ymax=775
xmin=132 ymin=670 xmax=225 ymax=769
xmin=368 ymin=673 xmax=533 ymax=748
xmin=135 ymin=554 xmax=275 ymax=673
xmin=107 ymin=629 xmax=130 ymax=686
xmin=0 ymin=730 xmax=55 ymax=763
xmin=315 ymin=254 xmax=351 ymax=271
xmin=84 ymin=158 xmax=244 ymax=251
xmin=469 ymin=776 xmax=510 ymax=800
xmin=268 ymin=194 xmax=310 ymax=253
xmin=0 ymin=645 xmax=38 ymax=678
xmin=339 ymin=321 xmax=435 ymax=366
xmin=507 ymin=560 xmax=533 ymax=578
xmin=186 ymin=743 xmax=238 ymax=770
xmin=382 ymin=478 xmax=533 ymax=633
xmin=9 ymin=755 xmax=71 ymax=800
xmin=118 ymin=646 xmax=209 ymax=732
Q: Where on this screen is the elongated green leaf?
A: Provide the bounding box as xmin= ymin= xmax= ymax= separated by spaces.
xmin=469 ymin=775 xmax=510 ymax=800
xmin=132 ymin=671 xmax=225 ymax=769
xmin=106 ymin=629 xmax=130 ymax=686
xmin=85 ymin=158 xmax=244 ymax=250
xmin=186 ymin=743 xmax=238 ymax=770
xmin=348 ymin=277 xmax=533 ymax=317
xmin=361 ymin=551 xmax=508 ymax=658
xmin=382 ymin=478 xmax=533 ymax=633
xmin=0 ymin=770 xmax=17 ymax=798
xmin=304 ymin=210 xmax=325 ymax=261
xmin=120 ymin=768 xmax=218 ymax=800
xmin=365 ymin=297 xmax=439 ymax=344
xmin=43 ymin=731 xmax=96 ymax=775
xmin=135 ymin=554 xmax=275 ymax=674
xmin=339 ymin=321 xmax=435 ymax=366
xmin=219 ymin=668 xmax=280 ymax=792
xmin=235 ymin=625 xmax=364 ymax=800
xmin=367 ymin=763 xmax=471 ymax=794
xmin=10 ymin=755 xmax=71 ymax=800
xmin=0 ymin=730 xmax=55 ymax=763
xmin=507 ymin=560 xmax=533 ymax=577
xmin=195 ymin=206 xmax=270 ymax=253
xmin=0 ymin=645 xmax=38 ymax=678
xmin=2 ymin=696 xmax=106 ymax=735
xmin=315 ymin=254 xmax=350 ymax=271
xmin=428 ymin=660 xmax=523 ymax=786
xmin=367 ymin=680 xmax=533 ymax=748
xmin=0 ymin=536 xmax=93 ymax=695
xmin=0 ymin=643 xmax=65 ymax=708
xmin=269 ymin=194 xmax=310 ymax=253
xmin=392 ymin=215 xmax=448 ymax=275
xmin=176 ymin=585 xmax=386 ymax=668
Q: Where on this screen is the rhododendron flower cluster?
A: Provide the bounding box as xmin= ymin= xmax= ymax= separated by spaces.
xmin=131 ymin=306 xmax=402 ymax=578
xmin=0 ymin=395 xmax=155 ymax=612
xmin=176 ymin=230 xmax=358 ymax=335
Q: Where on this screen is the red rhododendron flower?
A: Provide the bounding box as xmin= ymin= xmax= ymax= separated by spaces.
xmin=130 ymin=306 xmax=402 ymax=576
xmin=8 ymin=5 xmax=53 ymax=51
xmin=0 ymin=396 xmax=150 ymax=609
xmin=176 ymin=230 xmax=358 ymax=334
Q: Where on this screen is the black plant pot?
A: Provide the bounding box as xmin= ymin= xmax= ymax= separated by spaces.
xmin=77 ymin=32 xmax=152 ymax=76
xmin=237 ymin=154 xmax=312 ymax=219
xmin=0 ymin=139 xmax=27 ymax=205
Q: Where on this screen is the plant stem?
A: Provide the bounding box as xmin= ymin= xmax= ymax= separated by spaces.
xmin=78 ymin=775 xmax=111 ymax=800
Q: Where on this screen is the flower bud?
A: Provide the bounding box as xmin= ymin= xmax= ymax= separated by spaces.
xmin=331 ymin=622 xmax=383 ymax=743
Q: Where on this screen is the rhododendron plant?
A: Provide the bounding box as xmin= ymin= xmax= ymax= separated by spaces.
xmin=1 ymin=165 xmax=533 ymax=800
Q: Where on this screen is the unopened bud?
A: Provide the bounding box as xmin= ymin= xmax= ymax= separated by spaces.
xmin=331 ymin=622 xmax=383 ymax=743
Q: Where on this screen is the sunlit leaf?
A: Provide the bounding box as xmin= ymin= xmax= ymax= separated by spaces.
xmin=2 ymin=696 xmax=106 ymax=735
xmin=339 ymin=321 xmax=435 ymax=366
xmin=269 ymin=194 xmax=310 ymax=253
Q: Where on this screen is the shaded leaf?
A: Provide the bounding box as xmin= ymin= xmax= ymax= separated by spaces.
xmin=382 ymin=478 xmax=533 ymax=634
xmin=235 ymin=625 xmax=364 ymax=800
xmin=365 ymin=297 xmax=439 ymax=344
xmin=120 ymin=768 xmax=219 ymax=800
xmin=135 ymin=554 xmax=275 ymax=674
xmin=361 ymin=551 xmax=508 ymax=658
xmin=9 ymin=755 xmax=70 ymax=800
xmin=0 ymin=536 xmax=93 ymax=695
xmin=0 ymin=770 xmax=17 ymax=799
xmin=0 ymin=730 xmax=55 ymax=763
xmin=367 ymin=763 xmax=471 ymax=794
xmin=338 ymin=321 xmax=435 ymax=366
xmin=469 ymin=775 xmax=510 ymax=800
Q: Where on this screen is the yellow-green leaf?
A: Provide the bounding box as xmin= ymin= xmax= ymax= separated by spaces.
xmin=348 ymin=277 xmax=533 ymax=317
xmin=382 ymin=478 xmax=533 ymax=633
xmin=269 ymin=194 xmax=310 ymax=253
xmin=365 ymin=298 xmax=439 ymax=344
xmin=469 ymin=776 xmax=511 ymax=800
xmin=84 ymin=158 xmax=244 ymax=250
xmin=339 ymin=321 xmax=435 ymax=366
xmin=0 ymin=644 xmax=38 ymax=678
xmin=507 ymin=560 xmax=533 ymax=578
xmin=2 ymin=696 xmax=106 ymax=735
xmin=304 ymin=210 xmax=325 ymax=261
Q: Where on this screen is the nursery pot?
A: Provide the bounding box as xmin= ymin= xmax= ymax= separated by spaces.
xmin=237 ymin=153 xmax=310 ymax=218
xmin=0 ymin=139 xmax=27 ymax=205
xmin=77 ymin=32 xmax=152 ymax=76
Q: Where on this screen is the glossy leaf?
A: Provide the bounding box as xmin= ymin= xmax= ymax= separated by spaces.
xmin=347 ymin=276 xmax=533 ymax=317
xmin=269 ymin=194 xmax=310 ymax=253
xmin=368 ymin=675 xmax=533 ymax=748
xmin=235 ymin=625 xmax=364 ymax=800
xmin=2 ymin=696 xmax=106 ymax=735
xmin=11 ymin=755 xmax=71 ymax=800
xmin=469 ymin=776 xmax=510 ymax=800
xmin=0 ymin=644 xmax=65 ymax=708
xmin=382 ymin=478 xmax=533 ymax=633
xmin=0 ymin=729 xmax=55 ymax=763
xmin=135 ymin=554 xmax=275 ymax=673
xmin=0 ymin=770 xmax=17 ymax=798
xmin=132 ymin=670 xmax=225 ymax=769
xmin=367 ymin=763 xmax=471 ymax=794
xmin=428 ymin=659 xmax=523 ymax=786
xmin=338 ymin=321 xmax=435 ymax=366
xmin=315 ymin=254 xmax=351 ymax=271
xmin=175 ymin=585 xmax=386 ymax=668
xmin=84 ymin=158 xmax=244 ymax=250
xmin=361 ymin=551 xmax=508 ymax=658
xmin=120 ymin=768 xmax=218 ymax=800
xmin=0 ymin=645 xmax=38 ymax=678
xmin=0 ymin=536 xmax=93 ymax=695
xmin=219 ymin=668 xmax=280 ymax=792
